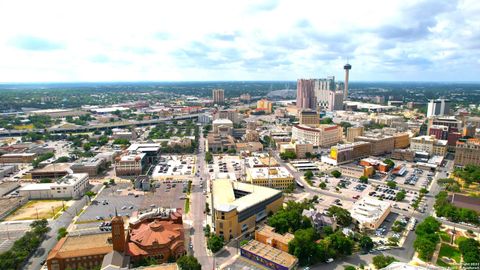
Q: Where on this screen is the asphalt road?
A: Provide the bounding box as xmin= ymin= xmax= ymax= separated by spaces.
xmin=189 ymin=135 xmax=212 ymax=269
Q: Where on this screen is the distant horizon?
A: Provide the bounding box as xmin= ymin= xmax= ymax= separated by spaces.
xmin=1 ymin=80 xmax=480 ymax=85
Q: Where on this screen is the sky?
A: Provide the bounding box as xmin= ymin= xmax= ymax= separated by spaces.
xmin=0 ymin=0 xmax=479 ymax=82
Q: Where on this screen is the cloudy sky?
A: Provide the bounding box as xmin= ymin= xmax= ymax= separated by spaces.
xmin=0 ymin=0 xmax=479 ymax=82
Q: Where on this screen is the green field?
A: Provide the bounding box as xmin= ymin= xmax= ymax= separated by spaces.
xmin=436 ymin=244 xmax=461 ymax=268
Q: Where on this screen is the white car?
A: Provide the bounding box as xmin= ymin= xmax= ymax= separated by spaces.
xmin=326 ymin=258 xmax=334 ymax=263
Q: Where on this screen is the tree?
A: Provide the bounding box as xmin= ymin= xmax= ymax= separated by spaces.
xmin=344 ymin=266 xmax=356 ymax=270
xmin=113 ymin=138 xmax=130 ymax=145
xmin=414 ymin=236 xmax=437 ymax=261
xmin=383 ymin=159 xmax=395 ymax=169
xmin=319 ymin=182 xmax=327 ymax=189
xmin=414 ymin=217 xmax=441 ymax=261
xmin=40 ymin=178 xmax=52 ymax=183
xmin=388 ymin=236 xmax=399 ymax=246
xmin=57 ymin=227 xmax=68 ymax=240
xmin=85 ymin=191 xmax=96 ymax=198
xmin=331 ymin=170 xmax=342 ymax=178
xmin=177 ymin=255 xmax=201 ymax=270
xmin=327 ymin=206 xmax=352 ymax=227
xmin=320 ymin=117 xmax=333 ymax=124
xmin=359 ymin=176 xmax=368 ymax=184
xmin=240 ymin=239 xmax=249 ymax=246
xmin=205 ymin=151 xmax=213 ymax=163
xmin=288 ymin=228 xmax=321 ymax=266
xmin=207 ymin=235 xmax=224 ymax=253
xmin=458 ymin=238 xmax=480 ymax=264
xmin=395 ymin=190 xmax=406 ymax=201
xmin=55 ymin=156 xmax=70 ymax=163
xmin=372 ymin=255 xmax=397 ymax=269
xmin=359 ymin=235 xmax=374 ymax=253
xmin=386 ymin=181 xmax=397 ymax=189
xmin=109 ymin=179 xmax=115 ymax=185
xmin=284 ymin=183 xmax=295 ymax=194
xmin=304 ymin=170 xmax=314 ymax=180
xmin=419 ymin=187 xmax=429 ymax=194
xmin=204 ymin=224 xmax=211 ymax=237
xmin=268 ymin=201 xmax=312 ymax=234
xmin=280 ymin=151 xmax=297 ymax=160
xmin=328 ymin=231 xmax=354 ymax=256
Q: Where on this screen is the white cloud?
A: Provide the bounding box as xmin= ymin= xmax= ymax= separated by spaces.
xmin=0 ymin=0 xmax=479 ymax=82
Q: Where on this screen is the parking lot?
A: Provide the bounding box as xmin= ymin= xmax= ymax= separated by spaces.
xmin=311 ymin=175 xmax=376 ymax=201
xmin=209 ymin=155 xmax=243 ymax=180
xmin=74 ymin=181 xmax=186 ymax=232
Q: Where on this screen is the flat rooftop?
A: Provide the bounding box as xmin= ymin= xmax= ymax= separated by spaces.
xmin=152 ymin=155 xmax=195 ymax=179
xmin=31 ymin=163 xmax=71 ymax=173
xmin=213 ymin=179 xmax=282 ymax=213
xmin=248 ymin=167 xmax=293 ymax=180
xmin=350 ymin=197 xmax=391 ymax=224
xmin=241 ymin=240 xmax=297 ymax=268
xmin=48 ymin=233 xmax=112 ymax=260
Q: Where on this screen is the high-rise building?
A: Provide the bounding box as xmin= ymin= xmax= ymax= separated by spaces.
xmin=296 ymin=79 xmax=317 ymax=110
xmin=427 ymin=99 xmax=450 ymax=117
xmin=463 ymin=124 xmax=476 ymax=137
xmin=344 ymin=63 xmax=351 ymax=100
xmin=428 ymin=125 xmax=449 ymax=140
xmin=292 ymin=124 xmax=343 ymax=147
xmin=212 ymin=89 xmax=225 ymax=105
xmin=455 ymin=138 xmax=480 ymax=166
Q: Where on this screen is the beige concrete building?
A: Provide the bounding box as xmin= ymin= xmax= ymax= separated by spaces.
xmin=212 ymin=119 xmax=234 ymax=135
xmin=114 ymin=153 xmax=146 ymax=176
xmin=455 ymin=138 xmax=480 ymax=166
xmin=279 ymin=140 xmax=313 ymax=158
xmin=246 ymin=167 xmax=294 ymax=190
xmin=393 ymin=133 xmax=410 ymax=149
xmin=0 ymin=153 xmax=37 ymax=163
xmin=346 ymin=126 xmax=364 ymax=142
xmin=292 ymin=124 xmax=342 ymax=147
xmin=354 ymin=135 xmax=394 ymax=155
xmin=410 ymin=135 xmax=448 ymax=156
xmin=212 ymin=180 xmax=283 ymax=240
xmin=255 ymin=225 xmax=294 ymax=253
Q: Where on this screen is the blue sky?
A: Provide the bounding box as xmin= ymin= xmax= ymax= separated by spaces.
xmin=0 ymin=0 xmax=479 ymax=82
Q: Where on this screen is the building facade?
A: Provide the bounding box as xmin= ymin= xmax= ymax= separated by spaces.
xmin=292 ymin=124 xmax=343 ymax=147
xmin=296 ymin=79 xmax=316 ymax=111
xmin=427 ymin=99 xmax=450 ymax=118
xmin=298 ymin=109 xmax=319 ymax=127
xmin=455 ymin=139 xmax=480 ymax=166
xmin=346 ymin=126 xmax=364 ymax=142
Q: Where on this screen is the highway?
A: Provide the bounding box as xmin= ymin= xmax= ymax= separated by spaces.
xmin=0 ymin=113 xmax=202 ymax=137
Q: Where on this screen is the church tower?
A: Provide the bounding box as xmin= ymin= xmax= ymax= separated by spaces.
xmin=111 ymin=208 xmax=126 ymax=253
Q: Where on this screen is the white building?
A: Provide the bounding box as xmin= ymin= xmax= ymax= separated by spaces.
xmin=350 ymin=197 xmax=391 ymax=230
xmin=427 ymin=99 xmax=450 ymax=118
xmin=19 ymin=173 xmax=89 ymax=199
xmin=291 ymin=124 xmax=343 ymax=147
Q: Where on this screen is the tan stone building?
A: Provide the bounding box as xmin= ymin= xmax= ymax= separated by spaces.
xmin=455 ymin=138 xmax=480 ymax=166
xmin=292 ymin=124 xmax=343 ymax=147
xmin=354 ymin=135 xmax=394 ymax=155
xmin=298 ymin=109 xmax=319 ymax=127
xmin=212 ymin=180 xmax=283 ymax=240
xmin=255 ymin=225 xmax=294 ymax=252
xmin=346 ymin=126 xmax=364 ymax=142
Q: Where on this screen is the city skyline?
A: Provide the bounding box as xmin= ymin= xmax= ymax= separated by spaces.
xmin=0 ymin=0 xmax=479 ymax=83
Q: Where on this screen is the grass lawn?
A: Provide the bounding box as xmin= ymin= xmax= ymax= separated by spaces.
xmin=438 ymin=231 xmax=452 ymax=243
xmin=437 ymin=244 xmax=461 ymax=267
xmin=455 ymin=236 xmax=468 ymax=245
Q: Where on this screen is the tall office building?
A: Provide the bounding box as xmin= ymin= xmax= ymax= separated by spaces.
xmin=344 ymin=63 xmax=351 ymax=100
xmin=315 ymin=76 xmax=344 ymax=111
xmin=212 ymin=89 xmax=225 ymax=105
xmin=427 ymin=99 xmax=450 ymax=118
xmin=296 ymin=79 xmax=317 ymax=110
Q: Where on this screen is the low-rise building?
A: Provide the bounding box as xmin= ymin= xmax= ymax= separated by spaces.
xmin=212 ymin=119 xmax=234 ymax=135
xmin=350 ymin=197 xmax=391 ymax=230
xmin=240 ymin=240 xmax=298 ymax=270
xmin=339 ymin=165 xmax=374 ymax=178
xmin=212 ymin=179 xmax=283 ymax=240
xmin=151 ymin=155 xmax=195 ymax=182
xmin=354 ymin=135 xmax=394 ymax=155
xmin=0 ymin=153 xmax=37 ymax=163
xmin=19 ymin=173 xmax=89 ymax=199
xmin=71 ymin=157 xmax=106 ymax=177
xmin=168 ymin=137 xmax=192 ymax=148
xmin=279 ymin=140 xmax=313 ymax=158
xmin=30 ymin=163 xmax=72 ymax=180
xmin=346 ymin=126 xmax=364 ymax=142
xmin=359 ymin=158 xmax=390 ymax=173
xmin=134 ymin=175 xmax=151 ymax=191
xmin=236 ymin=142 xmax=263 ymax=153
xmin=206 ymin=133 xmax=236 ymax=152
xmin=410 ymin=135 xmax=447 ymax=156
xmin=292 ymin=124 xmax=342 ymax=147
xmin=428 ymin=125 xmax=449 ymax=140
xmin=393 ymin=132 xmax=410 ymax=149
xmin=255 ymin=225 xmax=294 ymax=252
xmin=0 ymin=165 xmax=17 ymax=178
xmin=246 ymin=167 xmax=294 ymax=190
xmin=322 ymin=141 xmax=371 ymax=165
xmin=114 ymin=153 xmax=146 ymax=176
xmin=391 ymin=149 xmax=415 ymax=162
xmin=302 ymin=209 xmax=337 ymax=231
xmin=257 ymin=99 xmax=273 ymax=113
